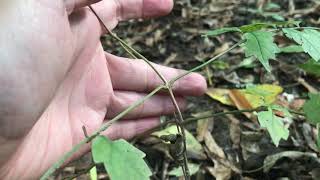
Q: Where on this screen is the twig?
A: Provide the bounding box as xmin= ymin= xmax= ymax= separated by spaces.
xmin=168 ymin=89 xmax=190 ymax=179
xmin=88 ymin=6 xmax=168 ymax=84
xmin=169 ymin=40 xmax=244 ymax=84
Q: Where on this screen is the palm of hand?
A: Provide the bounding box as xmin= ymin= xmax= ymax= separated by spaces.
xmin=0 ymin=0 xmax=206 ymax=179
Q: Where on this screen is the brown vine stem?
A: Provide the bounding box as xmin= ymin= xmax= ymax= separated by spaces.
xmin=41 ymin=6 xmax=244 ymax=179
xmin=168 ymin=88 xmax=190 ymax=179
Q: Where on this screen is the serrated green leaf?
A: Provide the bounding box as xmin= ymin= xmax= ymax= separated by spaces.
xmin=257 ymin=107 xmax=290 ymax=146
xmin=303 ymin=93 xmax=320 ymax=125
xmin=280 ymin=45 xmax=304 ymax=53
xmin=92 ymin=136 xmax=152 ymax=180
xmin=206 ymin=27 xmax=241 ymax=37
xmin=299 ymin=59 xmax=320 ymax=77
xmin=90 ymin=166 xmax=97 ymax=180
xmin=168 ymin=163 xmax=200 ymax=177
xmin=283 ymin=28 xmax=320 ymax=61
xmin=243 ymin=31 xmax=280 ymax=72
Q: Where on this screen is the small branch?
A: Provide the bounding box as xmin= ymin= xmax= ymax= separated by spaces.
xmin=89 ymin=6 xmax=168 ymax=84
xmin=41 ymin=86 xmax=164 ymax=180
xmin=168 ymin=89 xmax=190 ymax=180
xmin=169 ymin=40 xmax=244 ymax=84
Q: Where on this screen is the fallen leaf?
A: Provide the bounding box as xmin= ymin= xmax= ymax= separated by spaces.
xmin=206 ymin=84 xmax=283 ymax=109
xmin=206 ymin=88 xmax=233 ymax=106
xmin=204 ymin=130 xmax=226 ymax=159
xmin=263 ymin=151 xmax=320 ymax=172
xmin=153 ymin=126 xmax=205 ymax=158
xmin=193 ymin=111 xmax=214 ymax=142
xmin=227 ymin=115 xmax=241 ymax=148
xmin=206 ymin=162 xmax=232 ymax=180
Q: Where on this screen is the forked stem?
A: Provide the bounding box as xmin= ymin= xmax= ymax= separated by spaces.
xmin=41 ymin=6 xmax=245 ymax=179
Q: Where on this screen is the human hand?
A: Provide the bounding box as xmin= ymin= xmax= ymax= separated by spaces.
xmin=0 ymin=0 xmax=207 ymax=179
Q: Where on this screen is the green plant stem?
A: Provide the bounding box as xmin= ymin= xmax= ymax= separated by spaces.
xmin=40 ymin=86 xmax=164 ymax=180
xmin=120 ymin=42 xmax=137 ymax=59
xmin=169 ymin=40 xmax=244 ymax=84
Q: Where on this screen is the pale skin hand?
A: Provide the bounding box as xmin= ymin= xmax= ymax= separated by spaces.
xmin=0 ymin=0 xmax=207 ymax=179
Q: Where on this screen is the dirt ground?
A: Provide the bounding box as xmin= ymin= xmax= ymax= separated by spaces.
xmin=57 ymin=0 xmax=320 ymax=179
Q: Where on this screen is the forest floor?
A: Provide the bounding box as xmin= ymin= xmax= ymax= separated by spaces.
xmin=57 ymin=0 xmax=320 ymax=179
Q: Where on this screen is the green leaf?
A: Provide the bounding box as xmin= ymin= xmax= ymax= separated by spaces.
xmin=90 ymin=166 xmax=97 ymax=180
xmin=299 ymin=59 xmax=320 ymax=77
xmin=206 ymin=27 xmax=241 ymax=37
xmin=257 ymin=107 xmax=290 ymax=146
xmin=168 ymin=163 xmax=200 ymax=177
xmin=92 ymin=136 xmax=152 ymax=180
xmin=243 ymin=31 xmax=280 ymax=72
xmin=280 ymin=45 xmax=304 ymax=53
xmin=283 ymin=28 xmax=320 ymax=61
xmin=303 ymin=93 xmax=320 ymax=125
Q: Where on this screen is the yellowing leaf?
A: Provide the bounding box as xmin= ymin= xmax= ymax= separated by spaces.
xmin=243 ymin=84 xmax=283 ymax=108
xmin=206 ymin=88 xmax=233 ymax=106
xmin=206 ymin=84 xmax=283 ymax=109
